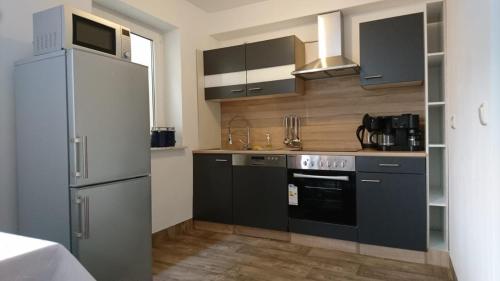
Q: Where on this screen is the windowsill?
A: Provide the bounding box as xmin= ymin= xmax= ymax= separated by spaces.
xmin=151 ymin=146 xmax=187 ymax=152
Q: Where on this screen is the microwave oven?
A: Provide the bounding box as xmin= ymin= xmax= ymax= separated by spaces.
xmin=33 ymin=5 xmax=131 ymax=60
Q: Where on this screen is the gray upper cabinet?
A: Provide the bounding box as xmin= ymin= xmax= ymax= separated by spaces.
xmin=204 ymin=45 xmax=246 ymax=75
xmin=245 ymin=36 xmax=296 ymax=70
xmin=360 ymin=13 xmax=424 ymax=88
xmin=203 ymin=36 xmax=305 ymax=101
xmin=203 ymin=45 xmax=247 ymax=100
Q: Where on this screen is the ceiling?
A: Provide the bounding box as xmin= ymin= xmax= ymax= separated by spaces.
xmin=186 ymin=0 xmax=269 ymax=13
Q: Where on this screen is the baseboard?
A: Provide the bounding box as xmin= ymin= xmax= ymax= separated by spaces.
xmin=152 ymin=219 xmax=193 ymax=247
xmin=234 ymin=225 xmax=290 ymax=242
xmin=193 ymin=220 xmax=234 ymax=234
xmin=191 ymin=220 xmax=451 ymax=268
xmin=450 ymin=257 xmax=458 ymax=281
xmin=291 ymin=233 xmax=358 ymax=253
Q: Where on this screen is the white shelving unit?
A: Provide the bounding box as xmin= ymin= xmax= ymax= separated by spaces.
xmin=425 ymin=0 xmax=448 ymax=252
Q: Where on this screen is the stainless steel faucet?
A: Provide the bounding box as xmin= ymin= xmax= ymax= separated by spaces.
xmin=228 ymin=115 xmax=251 ymax=150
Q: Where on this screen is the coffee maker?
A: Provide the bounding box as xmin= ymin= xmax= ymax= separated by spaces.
xmin=356 ymin=114 xmax=423 ymax=151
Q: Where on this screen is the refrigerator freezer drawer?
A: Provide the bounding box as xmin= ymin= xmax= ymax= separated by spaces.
xmin=70 ymin=176 xmax=152 ymax=281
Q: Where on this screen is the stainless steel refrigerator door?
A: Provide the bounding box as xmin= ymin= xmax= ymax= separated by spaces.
xmin=71 ymin=176 xmax=152 ymax=281
xmin=67 ymin=49 xmax=150 ymax=187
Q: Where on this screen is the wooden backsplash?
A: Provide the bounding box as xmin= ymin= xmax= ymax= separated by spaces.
xmin=220 ymin=76 xmax=425 ymax=151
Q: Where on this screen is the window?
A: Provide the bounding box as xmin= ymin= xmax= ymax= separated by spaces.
xmin=130 ymin=33 xmax=155 ymax=129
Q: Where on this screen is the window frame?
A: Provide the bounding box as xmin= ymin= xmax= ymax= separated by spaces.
xmin=131 ymin=32 xmax=157 ymax=129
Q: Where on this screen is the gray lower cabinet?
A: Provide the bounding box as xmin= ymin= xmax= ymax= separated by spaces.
xmin=357 ymin=171 xmax=427 ymax=251
xmin=233 ymin=166 xmax=288 ymax=231
xmin=193 ymin=154 xmax=233 ymax=224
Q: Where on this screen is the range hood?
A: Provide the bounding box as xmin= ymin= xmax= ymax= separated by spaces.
xmin=292 ymin=11 xmax=360 ymax=80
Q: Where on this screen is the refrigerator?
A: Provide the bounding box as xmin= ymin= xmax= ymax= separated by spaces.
xmin=15 ymin=48 xmax=152 ymax=281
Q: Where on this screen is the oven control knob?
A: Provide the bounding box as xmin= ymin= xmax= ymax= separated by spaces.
xmin=310 ymin=162 xmax=314 ymax=167
xmin=327 ymin=161 xmax=331 ymax=168
xmin=340 ymin=161 xmax=346 ymax=168
xmin=303 ymin=160 xmax=307 ymax=166
xmin=319 ymin=161 xmax=324 ymax=168
xmin=333 ymin=161 xmax=338 ymax=168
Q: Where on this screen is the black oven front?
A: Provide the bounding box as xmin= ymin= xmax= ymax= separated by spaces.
xmin=287 ymin=155 xmax=356 ymax=228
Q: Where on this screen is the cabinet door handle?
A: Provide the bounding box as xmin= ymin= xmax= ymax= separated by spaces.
xmin=364 ymin=75 xmax=383 ymax=79
xmin=361 ymin=179 xmax=382 ymax=183
xmin=378 ymin=163 xmax=400 ymax=167
xmin=215 ymin=159 xmax=228 ymax=162
xmin=231 ymin=89 xmax=244 ymax=93
xmin=248 ymin=87 xmax=262 ymax=91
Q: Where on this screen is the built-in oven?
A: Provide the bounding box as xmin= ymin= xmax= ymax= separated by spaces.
xmin=288 ymin=155 xmax=358 ymax=241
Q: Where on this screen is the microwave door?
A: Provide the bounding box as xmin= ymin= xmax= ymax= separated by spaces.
xmin=67 ymin=49 xmax=150 ymax=187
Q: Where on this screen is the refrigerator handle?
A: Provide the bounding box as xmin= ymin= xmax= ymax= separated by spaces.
xmin=71 ymin=137 xmax=82 ymax=178
xmin=82 ymin=136 xmax=88 ymax=179
xmin=75 ymin=196 xmax=90 ymax=239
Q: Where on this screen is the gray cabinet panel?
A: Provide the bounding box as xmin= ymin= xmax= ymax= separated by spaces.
xmin=246 ymin=79 xmax=297 ymax=97
xmin=205 ymin=84 xmax=247 ymax=100
xmin=233 ymin=166 xmax=288 ymax=231
xmin=360 ymin=13 xmax=424 ymax=87
xmin=204 ymin=45 xmax=246 ymax=75
xmin=357 ymin=172 xmax=426 ymax=251
xmin=246 ymin=36 xmax=295 ymax=70
xmin=71 ymin=177 xmax=152 ymax=281
xmin=193 ymin=154 xmax=233 ymax=224
xmin=356 ymin=156 xmax=425 ymax=174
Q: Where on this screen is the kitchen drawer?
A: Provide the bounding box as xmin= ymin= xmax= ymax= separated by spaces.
xmin=356 ymin=156 xmax=425 ymax=174
xmin=246 ymin=79 xmax=298 ymax=97
xmin=205 ymin=84 xmax=247 ymax=100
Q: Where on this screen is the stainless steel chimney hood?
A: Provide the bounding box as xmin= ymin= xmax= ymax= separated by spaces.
xmin=292 ymin=11 xmax=360 ymax=80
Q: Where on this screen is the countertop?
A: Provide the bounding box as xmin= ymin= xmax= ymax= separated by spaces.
xmin=193 ymin=148 xmax=427 ymax=158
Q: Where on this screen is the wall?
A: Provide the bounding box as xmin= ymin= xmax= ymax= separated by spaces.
xmin=0 ymin=0 xmax=91 ymax=233
xmin=213 ymin=0 xmax=426 ymax=151
xmin=221 ymin=77 xmax=425 ymax=151
xmin=0 ymin=0 xmax=217 ymax=233
xmin=94 ymin=0 xmax=219 ymax=232
xmin=447 ymin=0 xmax=500 ymax=280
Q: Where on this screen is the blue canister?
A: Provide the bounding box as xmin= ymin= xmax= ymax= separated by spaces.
xmin=151 ymin=127 xmax=176 ymax=147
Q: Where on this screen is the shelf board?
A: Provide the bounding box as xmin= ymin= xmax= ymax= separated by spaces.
xmin=151 ymin=146 xmax=187 ymax=152
xmin=429 ymin=188 xmax=447 ymax=207
xmin=429 ymin=230 xmax=447 ymax=251
xmin=428 ymin=52 xmax=444 ymax=66
xmin=429 ymin=144 xmax=446 ymax=148
xmin=428 ymin=101 xmax=445 ymax=106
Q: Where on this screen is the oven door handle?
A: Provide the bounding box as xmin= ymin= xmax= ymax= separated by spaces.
xmin=293 ymin=173 xmax=350 ymax=181
xmin=304 ymin=185 xmax=342 ymax=191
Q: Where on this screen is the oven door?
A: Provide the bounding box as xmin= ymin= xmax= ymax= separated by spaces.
xmin=288 ymin=170 xmax=356 ymax=226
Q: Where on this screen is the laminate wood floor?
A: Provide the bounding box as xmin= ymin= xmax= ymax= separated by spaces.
xmin=153 ymin=229 xmax=451 ymax=281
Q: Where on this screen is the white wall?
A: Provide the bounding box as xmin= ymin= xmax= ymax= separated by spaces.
xmin=94 ymin=0 xmax=219 ymax=232
xmin=0 ymin=0 xmax=92 ymax=233
xmin=447 ymin=0 xmax=500 ymax=280
xmin=217 ymin=1 xmax=425 ymax=68
xmin=206 ymin=0 xmax=383 ymax=37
